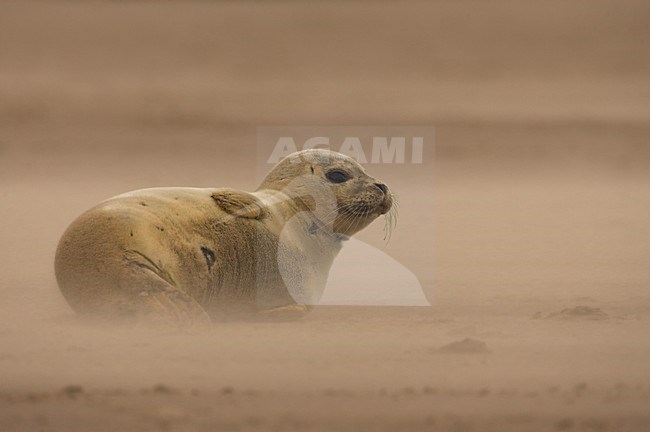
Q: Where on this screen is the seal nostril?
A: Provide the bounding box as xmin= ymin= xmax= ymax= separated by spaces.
xmin=374 ymin=183 xmax=388 ymax=194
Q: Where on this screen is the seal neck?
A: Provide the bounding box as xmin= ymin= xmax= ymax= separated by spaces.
xmin=255 ymin=189 xmax=346 ymax=245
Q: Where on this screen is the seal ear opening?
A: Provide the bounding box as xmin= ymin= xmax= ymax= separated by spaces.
xmin=211 ymin=189 xmax=266 ymax=220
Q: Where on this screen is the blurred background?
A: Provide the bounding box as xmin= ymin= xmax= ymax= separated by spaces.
xmin=1 ymin=2 xmax=650 ymax=430
xmin=1 ymin=0 xmax=648 ymax=310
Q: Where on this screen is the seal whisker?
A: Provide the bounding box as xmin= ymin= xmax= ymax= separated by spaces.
xmin=338 ymin=209 xmax=362 ymax=235
xmin=349 ymin=213 xmax=365 ymax=235
xmin=382 ymin=191 xmax=399 ymax=242
xmin=315 ymin=202 xmax=357 ymax=228
xmin=319 ymin=201 xmax=365 ymax=225
xmin=341 ymin=205 xmax=373 ymax=236
xmin=336 ymin=210 xmax=357 ymax=234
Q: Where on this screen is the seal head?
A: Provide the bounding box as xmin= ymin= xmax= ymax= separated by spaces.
xmin=259 ymin=149 xmax=393 ymax=238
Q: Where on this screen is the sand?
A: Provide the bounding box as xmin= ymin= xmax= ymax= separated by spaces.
xmin=1 ymin=1 xmax=650 ymax=431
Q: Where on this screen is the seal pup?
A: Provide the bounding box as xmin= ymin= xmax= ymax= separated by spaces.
xmin=54 ymin=149 xmax=393 ymax=324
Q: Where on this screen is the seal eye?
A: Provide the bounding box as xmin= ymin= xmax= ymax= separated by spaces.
xmin=325 ymin=169 xmax=350 ymax=184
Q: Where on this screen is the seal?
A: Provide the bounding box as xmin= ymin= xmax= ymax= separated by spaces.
xmin=54 ymin=149 xmax=393 ymax=324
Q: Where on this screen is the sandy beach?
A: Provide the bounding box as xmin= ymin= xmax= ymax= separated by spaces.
xmin=1 ymin=1 xmax=650 ymax=430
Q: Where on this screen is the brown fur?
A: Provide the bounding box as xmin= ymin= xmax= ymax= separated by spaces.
xmin=54 ymin=150 xmax=392 ymax=324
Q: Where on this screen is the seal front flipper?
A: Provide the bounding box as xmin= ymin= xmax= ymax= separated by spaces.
xmin=123 ymin=250 xmax=212 ymax=328
xmin=211 ymin=188 xmax=267 ymax=220
xmin=256 ymin=304 xmax=313 ymax=322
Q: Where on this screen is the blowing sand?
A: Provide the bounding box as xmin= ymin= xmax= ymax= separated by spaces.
xmin=1 ymin=1 xmax=650 ymax=431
